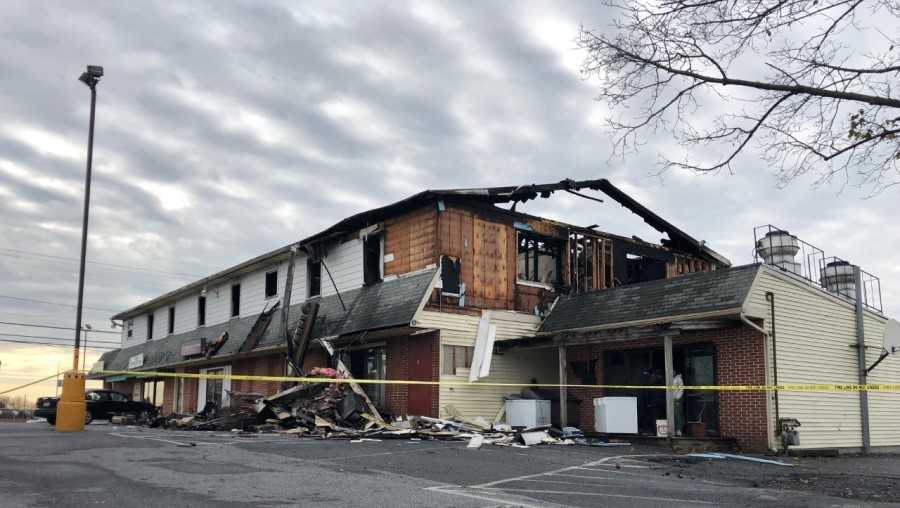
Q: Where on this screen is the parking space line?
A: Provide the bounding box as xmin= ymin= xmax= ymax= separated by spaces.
xmin=548 ymin=473 xmax=618 ymax=480
xmin=475 ymin=487 xmax=717 ymax=504
xmin=425 ymin=486 xmax=550 ymax=508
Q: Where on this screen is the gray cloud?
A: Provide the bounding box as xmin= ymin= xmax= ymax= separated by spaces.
xmin=0 ymin=0 xmax=897 ymax=368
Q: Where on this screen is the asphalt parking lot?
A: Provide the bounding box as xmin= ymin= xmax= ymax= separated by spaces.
xmin=0 ymin=422 xmax=892 ymax=507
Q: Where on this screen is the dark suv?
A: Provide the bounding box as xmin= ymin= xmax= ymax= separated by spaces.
xmin=35 ymin=389 xmax=156 ymax=425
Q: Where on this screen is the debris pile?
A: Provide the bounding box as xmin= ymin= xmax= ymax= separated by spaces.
xmin=154 ymin=369 xmax=596 ymax=448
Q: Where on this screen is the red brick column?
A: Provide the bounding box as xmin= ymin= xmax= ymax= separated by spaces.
xmin=386 ymin=336 xmax=409 ymax=416
xmin=713 ymin=327 xmax=768 ymax=451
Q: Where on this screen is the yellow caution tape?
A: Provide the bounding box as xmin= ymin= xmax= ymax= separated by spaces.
xmin=0 ymin=372 xmax=60 ymax=395
xmin=97 ymin=370 xmax=900 ymax=393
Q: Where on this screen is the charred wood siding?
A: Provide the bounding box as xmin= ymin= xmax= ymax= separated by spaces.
xmin=383 ymin=206 xmax=437 ymax=277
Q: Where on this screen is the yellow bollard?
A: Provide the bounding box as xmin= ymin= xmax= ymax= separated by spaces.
xmin=56 ymin=370 xmax=86 ymax=432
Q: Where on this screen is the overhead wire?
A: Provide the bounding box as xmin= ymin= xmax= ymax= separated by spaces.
xmin=0 ymin=294 xmax=119 ymax=312
xmin=0 ymin=247 xmax=203 ymax=279
xmin=0 ymin=332 xmax=120 ymax=345
xmin=0 ymin=338 xmax=117 ymax=350
xmin=0 ymin=320 xmax=120 ymax=335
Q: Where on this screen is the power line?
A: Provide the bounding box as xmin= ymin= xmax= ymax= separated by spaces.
xmin=0 ymin=332 xmax=120 ymax=345
xmin=0 ymin=294 xmax=119 ymax=312
xmin=0 ymin=338 xmax=117 ymax=350
xmin=0 ymin=248 xmax=203 ymax=279
xmin=0 ymin=320 xmax=120 ymax=335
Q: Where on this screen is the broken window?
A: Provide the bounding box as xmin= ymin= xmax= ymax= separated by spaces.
xmin=440 ymin=255 xmax=461 ymax=295
xmin=307 ymin=258 xmax=321 ymax=297
xmin=441 ymin=345 xmax=474 ymax=375
xmin=198 ymin=296 xmax=206 ymax=326
xmin=146 ymin=314 xmax=154 ymax=341
xmin=516 ymin=232 xmax=562 ymax=285
xmin=363 ymin=233 xmax=383 ymax=286
xmin=126 ymin=320 xmax=133 ymax=338
xmin=231 ymin=284 xmax=241 ymax=317
xmin=167 ymin=306 xmax=175 ymax=335
xmin=265 ymin=270 xmax=278 ymax=298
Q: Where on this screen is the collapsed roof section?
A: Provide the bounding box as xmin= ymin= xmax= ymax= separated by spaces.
xmin=112 ymin=178 xmax=728 ymax=320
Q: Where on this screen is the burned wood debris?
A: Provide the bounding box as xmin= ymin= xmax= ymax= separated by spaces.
xmin=152 ymin=369 xmax=584 ymax=447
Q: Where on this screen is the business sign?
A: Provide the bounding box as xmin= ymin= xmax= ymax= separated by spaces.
xmin=181 ymin=338 xmax=206 ymax=358
xmin=127 ymin=353 xmax=144 ymax=369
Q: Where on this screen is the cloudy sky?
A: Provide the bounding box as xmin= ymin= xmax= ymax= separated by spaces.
xmin=1 ymin=1 xmax=898 ymax=398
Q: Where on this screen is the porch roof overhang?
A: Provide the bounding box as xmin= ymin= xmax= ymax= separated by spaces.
xmin=498 ymin=309 xmax=744 ymax=351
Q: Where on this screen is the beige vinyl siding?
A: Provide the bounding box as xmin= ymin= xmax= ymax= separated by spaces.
xmin=745 ymin=266 xmax=891 ymax=449
xmin=864 ymin=310 xmax=899 ymax=447
xmin=416 ymin=310 xmax=553 ymax=420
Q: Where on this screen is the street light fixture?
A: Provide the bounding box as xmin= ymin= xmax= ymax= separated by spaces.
xmin=58 ymin=65 xmax=102 ymax=433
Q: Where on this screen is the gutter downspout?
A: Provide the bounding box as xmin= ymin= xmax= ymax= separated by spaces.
xmin=854 ymin=266 xmax=871 ymax=453
xmin=741 ymin=312 xmax=777 ymax=452
xmin=764 ymin=292 xmax=780 ymax=450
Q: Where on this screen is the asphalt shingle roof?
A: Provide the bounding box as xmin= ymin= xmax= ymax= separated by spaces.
xmin=539 ymin=264 xmax=760 ymax=334
xmin=100 ymin=269 xmax=435 ymax=373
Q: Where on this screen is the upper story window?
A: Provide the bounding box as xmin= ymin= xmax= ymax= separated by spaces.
xmin=147 ymin=314 xmax=154 ymax=341
xmin=363 ymin=233 xmax=383 ymax=286
xmin=265 ymin=270 xmax=278 ymax=298
xmin=198 ymin=295 xmax=206 ymax=326
xmin=167 ymin=306 xmax=175 ymax=335
xmin=307 ymin=258 xmax=321 ymax=297
xmin=126 ymin=320 xmax=133 ymax=338
xmin=231 ymin=284 xmax=241 ymax=317
xmin=516 ymin=231 xmax=563 ymax=286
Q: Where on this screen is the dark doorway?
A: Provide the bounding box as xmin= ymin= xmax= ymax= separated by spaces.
xmin=407 ymin=336 xmax=434 ymax=416
xmin=602 ymin=344 xmax=719 ymax=436
xmin=347 ymin=346 xmax=386 ymax=410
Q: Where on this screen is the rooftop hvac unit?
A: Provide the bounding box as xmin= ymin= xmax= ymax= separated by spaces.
xmin=755 ymin=230 xmax=801 ymax=275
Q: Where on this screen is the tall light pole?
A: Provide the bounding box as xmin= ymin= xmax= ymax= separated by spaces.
xmin=72 ymin=65 xmax=102 ymax=371
xmin=58 ymin=65 xmax=102 ymax=433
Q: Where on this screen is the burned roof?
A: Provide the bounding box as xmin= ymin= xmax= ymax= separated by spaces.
xmin=539 ymin=264 xmax=760 ymax=334
xmin=113 ymin=178 xmax=727 ymax=320
xmin=99 ymin=269 xmax=436 ymax=374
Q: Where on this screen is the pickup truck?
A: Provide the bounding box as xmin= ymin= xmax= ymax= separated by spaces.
xmin=35 ymin=389 xmax=156 ymax=425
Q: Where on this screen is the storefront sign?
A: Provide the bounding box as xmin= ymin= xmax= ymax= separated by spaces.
xmin=181 ymin=338 xmax=206 ymax=358
xmin=127 ymin=353 xmax=144 ymax=369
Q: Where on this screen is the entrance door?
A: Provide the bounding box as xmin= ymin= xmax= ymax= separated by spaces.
xmin=407 ymin=336 xmax=434 ymax=416
xmin=682 ymin=344 xmax=719 ymax=435
xmin=205 ymin=368 xmax=224 ymax=411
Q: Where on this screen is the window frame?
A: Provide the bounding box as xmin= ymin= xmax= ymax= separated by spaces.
xmin=363 ymin=233 xmax=383 ymax=286
xmin=126 ymin=320 xmax=133 ymax=338
xmin=516 ymin=231 xmax=563 ymax=287
xmin=197 ymin=295 xmax=206 ymax=327
xmin=146 ymin=314 xmax=154 ymax=341
xmin=307 ymin=258 xmax=322 ymax=298
xmin=230 ymin=283 xmax=241 ymax=318
xmin=167 ymin=306 xmax=175 ymax=335
xmin=441 ymin=345 xmax=474 ymax=376
xmin=264 ymin=270 xmax=278 ymax=299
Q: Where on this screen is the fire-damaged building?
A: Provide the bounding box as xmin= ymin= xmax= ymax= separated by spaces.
xmin=91 ymin=178 xmax=899 ymax=453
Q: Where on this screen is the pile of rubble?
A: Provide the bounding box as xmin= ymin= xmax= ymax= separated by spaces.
xmin=155 ymin=368 xmax=590 ymax=448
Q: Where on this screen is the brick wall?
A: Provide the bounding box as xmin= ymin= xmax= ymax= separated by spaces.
xmin=565 ymin=325 xmax=768 ymax=451
xmin=386 ymin=336 xmax=409 ymax=416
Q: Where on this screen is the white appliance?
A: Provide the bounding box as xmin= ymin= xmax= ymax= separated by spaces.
xmin=593 ymin=397 xmax=638 ymax=434
xmin=505 ymin=399 xmax=551 ymax=428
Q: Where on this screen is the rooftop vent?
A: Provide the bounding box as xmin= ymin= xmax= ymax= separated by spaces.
xmin=820 ymin=258 xmax=856 ymax=300
xmin=755 ymin=230 xmax=801 ymax=275
xmin=753 ymin=225 xmax=883 ymax=313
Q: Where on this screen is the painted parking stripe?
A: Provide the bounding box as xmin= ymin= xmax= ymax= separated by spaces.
xmin=476 ymin=487 xmax=717 ymax=504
